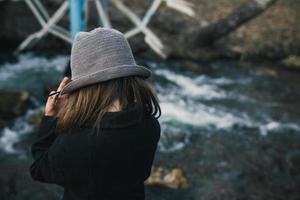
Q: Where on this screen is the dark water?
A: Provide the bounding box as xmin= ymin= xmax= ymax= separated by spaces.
xmin=0 ymin=53 xmax=299 ymax=200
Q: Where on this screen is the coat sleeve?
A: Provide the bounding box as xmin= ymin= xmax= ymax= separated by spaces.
xmin=30 ymin=115 xmax=64 ymax=186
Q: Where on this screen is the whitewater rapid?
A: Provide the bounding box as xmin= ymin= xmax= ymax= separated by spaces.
xmin=0 ymin=53 xmax=299 ymax=154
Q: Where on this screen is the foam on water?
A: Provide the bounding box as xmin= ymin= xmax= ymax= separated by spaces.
xmin=194 ymin=75 xmax=234 ymax=85
xmin=153 ymin=67 xmax=300 ymax=151
xmin=159 ymin=100 xmax=245 ymax=129
xmin=0 ymin=107 xmax=43 ymax=154
xmin=0 ymin=53 xmax=67 ymax=82
xmin=0 ymin=54 xmax=299 ymax=153
xmin=158 ymin=125 xmax=191 ymax=152
xmin=154 ymin=68 xmax=252 ymax=128
xmin=155 ymin=69 xmax=227 ymax=99
xmin=259 ymin=121 xmax=300 ymax=136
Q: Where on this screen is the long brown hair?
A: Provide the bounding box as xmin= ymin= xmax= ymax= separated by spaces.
xmin=56 ymin=76 xmax=161 ymax=132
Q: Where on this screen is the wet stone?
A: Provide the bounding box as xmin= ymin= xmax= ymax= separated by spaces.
xmin=0 ymin=90 xmax=30 ymax=128
xmin=145 ymin=166 xmax=189 ymax=189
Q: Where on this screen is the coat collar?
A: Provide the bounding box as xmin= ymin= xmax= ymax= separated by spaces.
xmin=81 ymin=103 xmax=145 ymax=129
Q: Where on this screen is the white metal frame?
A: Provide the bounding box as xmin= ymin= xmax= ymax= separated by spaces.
xmin=15 ymin=0 xmax=71 ymax=53
xmin=14 ymin=0 xmax=194 ymax=58
xmin=111 ymin=0 xmax=194 ymax=58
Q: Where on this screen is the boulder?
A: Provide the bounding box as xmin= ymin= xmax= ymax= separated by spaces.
xmin=145 ymin=166 xmax=188 ymax=189
xmin=27 ymin=111 xmax=43 ymax=130
xmin=0 ymin=90 xmax=30 ymax=128
xmin=282 ymin=55 xmax=300 ymax=70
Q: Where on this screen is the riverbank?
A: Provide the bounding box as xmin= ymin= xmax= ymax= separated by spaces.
xmin=1 ymin=0 xmax=299 ymax=64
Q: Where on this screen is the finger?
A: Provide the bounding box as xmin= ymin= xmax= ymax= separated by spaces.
xmin=57 ymin=77 xmax=70 ymax=92
xmin=49 ymin=91 xmax=58 ymax=98
xmin=48 ymin=91 xmax=59 ymax=101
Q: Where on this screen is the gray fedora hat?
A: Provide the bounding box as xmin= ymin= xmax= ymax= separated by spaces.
xmin=60 ymin=28 xmax=151 ymax=95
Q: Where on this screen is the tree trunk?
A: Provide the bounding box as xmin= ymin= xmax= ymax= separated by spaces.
xmin=193 ymin=0 xmax=277 ymax=47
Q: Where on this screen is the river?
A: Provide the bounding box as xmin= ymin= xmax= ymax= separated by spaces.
xmin=0 ymin=53 xmax=299 ymax=200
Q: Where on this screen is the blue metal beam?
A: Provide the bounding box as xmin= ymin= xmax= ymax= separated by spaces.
xmin=69 ymin=0 xmax=85 ymax=39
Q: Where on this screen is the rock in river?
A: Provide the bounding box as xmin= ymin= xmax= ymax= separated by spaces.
xmin=145 ymin=166 xmax=188 ymax=189
xmin=0 ymin=90 xmax=30 ymax=128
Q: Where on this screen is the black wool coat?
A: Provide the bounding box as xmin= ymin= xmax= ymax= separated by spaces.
xmin=30 ymin=104 xmax=161 ymax=200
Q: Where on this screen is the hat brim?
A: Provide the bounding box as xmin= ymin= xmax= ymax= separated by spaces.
xmin=60 ymin=64 xmax=151 ymax=95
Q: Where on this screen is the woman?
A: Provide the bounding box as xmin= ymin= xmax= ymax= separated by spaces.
xmin=30 ymin=28 xmax=161 ymax=200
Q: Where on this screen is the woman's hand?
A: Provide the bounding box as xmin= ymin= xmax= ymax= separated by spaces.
xmin=45 ymin=77 xmax=70 ymax=117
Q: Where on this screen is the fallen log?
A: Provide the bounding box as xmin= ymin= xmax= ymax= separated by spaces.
xmin=193 ymin=0 xmax=277 ymax=47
